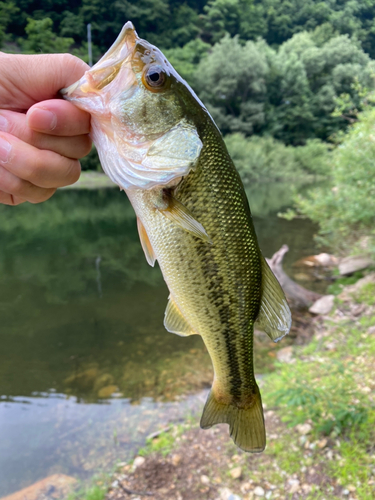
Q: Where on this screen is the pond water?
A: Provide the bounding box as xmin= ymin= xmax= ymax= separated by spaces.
xmin=0 ymin=183 xmax=323 ymax=496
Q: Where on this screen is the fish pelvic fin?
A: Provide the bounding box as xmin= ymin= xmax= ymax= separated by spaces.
xmin=255 ymin=255 xmax=292 ymax=342
xmin=164 ymin=296 xmax=197 ymax=337
xmin=137 ymin=217 xmax=156 ymax=267
xmin=200 ymin=387 xmax=266 ymax=453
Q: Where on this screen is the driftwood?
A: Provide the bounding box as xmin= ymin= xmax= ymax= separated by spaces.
xmin=266 ymin=245 xmax=322 ymax=310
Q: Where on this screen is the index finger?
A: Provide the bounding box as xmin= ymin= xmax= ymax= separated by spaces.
xmin=27 ymin=99 xmax=91 ymax=136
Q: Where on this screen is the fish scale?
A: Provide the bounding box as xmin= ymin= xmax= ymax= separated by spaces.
xmin=62 ymin=20 xmax=291 ymax=452
xmin=127 ymin=119 xmax=262 ymax=408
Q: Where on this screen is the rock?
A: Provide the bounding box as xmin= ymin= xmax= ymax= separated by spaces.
xmin=171 ymin=454 xmax=182 ymax=466
xmin=296 ymin=423 xmax=312 ymax=435
xmin=201 ymin=475 xmax=210 ymax=485
xmin=339 ymin=255 xmax=374 ymax=276
xmin=254 ymin=486 xmax=265 ymax=497
xmin=295 ymin=253 xmax=338 ymax=268
xmin=228 ymin=495 xmax=242 ymax=500
xmin=218 ymin=488 xmax=236 ymax=500
xmin=1 ymin=474 xmax=77 ymax=500
xmin=309 ymin=295 xmax=335 ymax=315
xmin=276 ymin=346 xmax=294 ymax=363
xmin=368 ymin=326 xmax=375 ymax=335
xmin=97 ymin=384 xmax=118 ymax=398
xmin=288 ymin=479 xmax=300 ymax=494
xmin=240 ymin=482 xmax=252 ymax=493
xmin=338 ymin=274 xmax=375 ymax=301
xmin=230 ymin=466 xmax=242 ymax=479
xmin=133 ymin=456 xmax=146 ymax=468
xmin=317 ymin=438 xmax=328 ymax=449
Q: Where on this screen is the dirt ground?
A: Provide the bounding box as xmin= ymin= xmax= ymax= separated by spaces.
xmin=106 ymin=410 xmax=346 ymax=500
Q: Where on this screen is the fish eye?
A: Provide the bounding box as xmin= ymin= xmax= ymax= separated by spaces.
xmin=143 ymin=65 xmax=168 ymax=92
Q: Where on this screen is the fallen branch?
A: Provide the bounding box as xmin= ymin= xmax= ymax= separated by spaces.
xmin=266 ymin=244 xmax=322 ymax=310
xmin=119 ymin=483 xmax=153 ymax=497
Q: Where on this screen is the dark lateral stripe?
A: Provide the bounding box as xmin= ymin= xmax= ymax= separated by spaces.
xmin=227 ymin=321 xmax=256 ymax=401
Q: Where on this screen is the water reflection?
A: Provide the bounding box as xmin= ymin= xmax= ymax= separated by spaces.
xmin=0 ymin=184 xmax=322 ymax=496
xmin=0 ymin=391 xmax=208 ymax=495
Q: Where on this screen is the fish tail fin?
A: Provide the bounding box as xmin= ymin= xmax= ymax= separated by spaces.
xmin=200 ymin=386 xmax=266 ymax=453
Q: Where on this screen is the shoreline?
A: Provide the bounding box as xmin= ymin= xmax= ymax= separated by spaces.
xmin=61 ymin=171 xmax=117 ymax=190
xmin=4 ymin=271 xmax=375 ymax=500
xmin=103 ymin=272 xmax=375 ymax=500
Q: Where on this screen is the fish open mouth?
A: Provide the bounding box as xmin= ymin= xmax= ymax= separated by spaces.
xmin=60 ymin=21 xmax=139 ymax=108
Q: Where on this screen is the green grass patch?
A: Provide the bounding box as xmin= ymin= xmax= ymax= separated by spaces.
xmin=327 ymin=271 xmax=364 ymax=295
xmin=66 ymin=484 xmax=107 ymax=500
xmin=356 ymin=281 xmax=375 ymax=305
xmin=265 ymin=319 xmax=374 ymax=437
xmin=138 ymin=424 xmax=187 ymax=457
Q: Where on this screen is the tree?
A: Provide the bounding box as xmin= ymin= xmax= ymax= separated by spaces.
xmin=194 ymin=35 xmax=269 ymax=135
xmin=0 ymin=1 xmax=19 ymax=48
xmin=21 ymin=17 xmax=74 ymax=54
xmin=295 ymin=105 xmax=375 ymax=252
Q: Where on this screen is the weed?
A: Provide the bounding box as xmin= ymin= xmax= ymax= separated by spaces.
xmin=327 ymin=271 xmax=364 ymax=295
xmin=356 ymin=281 xmax=375 ymax=305
xmin=66 ymin=485 xmax=107 ymax=500
xmin=138 ymin=425 xmax=184 ymax=457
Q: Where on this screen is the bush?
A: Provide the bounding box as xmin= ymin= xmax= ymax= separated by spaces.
xmin=225 ymin=133 xmax=330 ymax=183
xmin=294 ymin=106 xmax=375 ymax=253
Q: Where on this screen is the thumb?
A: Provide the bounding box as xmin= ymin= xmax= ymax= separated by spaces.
xmin=0 ymin=52 xmax=89 ymax=111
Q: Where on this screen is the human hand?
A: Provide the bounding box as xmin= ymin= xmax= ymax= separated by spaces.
xmin=0 ymin=52 xmax=92 ymax=205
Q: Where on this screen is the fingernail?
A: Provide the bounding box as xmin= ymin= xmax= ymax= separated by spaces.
xmin=0 ymin=136 xmax=12 ymax=162
xmin=30 ymin=108 xmax=57 ymax=131
xmin=0 ymin=114 xmax=8 ymax=132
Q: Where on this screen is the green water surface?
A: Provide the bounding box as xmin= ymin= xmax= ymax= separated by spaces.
xmin=0 ymin=184 xmax=322 ymax=496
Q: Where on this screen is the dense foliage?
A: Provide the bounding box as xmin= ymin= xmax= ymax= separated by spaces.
xmin=2 ymin=0 xmax=375 ymax=185
xmin=292 ymin=105 xmax=375 ymax=254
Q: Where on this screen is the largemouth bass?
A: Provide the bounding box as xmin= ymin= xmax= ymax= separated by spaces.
xmin=62 ymin=22 xmax=291 ymax=452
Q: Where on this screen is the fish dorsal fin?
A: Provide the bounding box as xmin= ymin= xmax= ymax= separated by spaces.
xmin=255 ymin=255 xmax=292 ymax=342
xmin=137 ymin=217 xmax=156 ymax=267
xmin=164 ymin=296 xmax=197 ymax=337
xmin=158 ymin=193 xmax=211 ymax=244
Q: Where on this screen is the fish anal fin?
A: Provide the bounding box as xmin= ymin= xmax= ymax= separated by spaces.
xmin=137 ymin=217 xmax=156 ymax=267
xmin=200 ymin=386 xmax=266 ymax=453
xmin=158 ymin=192 xmax=211 ymax=244
xmin=255 ymin=255 xmax=292 ymax=342
xmin=164 ymin=297 xmax=197 ymax=337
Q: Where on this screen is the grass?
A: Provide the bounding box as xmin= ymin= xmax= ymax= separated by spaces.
xmin=262 ymin=277 xmax=375 ymax=498
xmin=66 ymin=484 xmax=107 ymax=500
xmin=327 ymin=271 xmax=364 ymax=295
xmin=137 ymin=423 xmax=189 ymax=458
xmin=81 ymin=275 xmax=375 ymax=500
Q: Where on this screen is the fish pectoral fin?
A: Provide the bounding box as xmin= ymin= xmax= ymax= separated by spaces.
xmin=158 ymin=193 xmax=211 ymax=243
xmin=200 ymin=386 xmax=266 ymax=453
xmin=137 ymin=217 xmax=156 ymax=267
xmin=164 ymin=297 xmax=197 ymax=337
xmin=255 ymin=255 xmax=292 ymax=342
